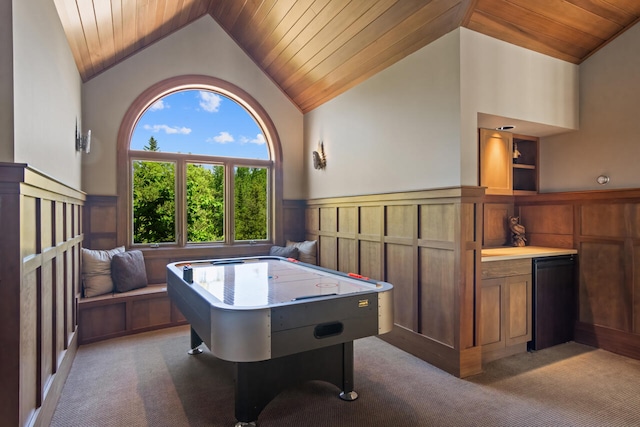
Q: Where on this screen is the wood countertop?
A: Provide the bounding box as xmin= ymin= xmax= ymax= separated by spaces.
xmin=481 ymin=246 xmax=577 ymax=262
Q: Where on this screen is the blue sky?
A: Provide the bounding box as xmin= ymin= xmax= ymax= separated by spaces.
xmin=130 ymin=90 xmax=268 ymax=160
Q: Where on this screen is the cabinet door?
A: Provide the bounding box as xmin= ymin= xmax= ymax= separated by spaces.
xmin=480 ymin=277 xmax=504 ymax=351
xmin=505 ymin=274 xmax=532 ymax=346
xmin=479 ymin=129 xmax=513 ymax=195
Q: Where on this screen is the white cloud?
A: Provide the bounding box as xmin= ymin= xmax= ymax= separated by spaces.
xmin=149 ymin=99 xmax=168 ymax=111
xmin=240 ymin=134 xmax=266 ymax=145
xmin=199 ymin=91 xmax=222 ymax=112
xmin=250 ymin=134 xmax=266 ymax=145
xmin=209 ymin=131 xmax=234 ymax=144
xmin=143 ymin=124 xmax=191 ymax=135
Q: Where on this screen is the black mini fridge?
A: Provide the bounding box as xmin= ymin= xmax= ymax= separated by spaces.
xmin=529 ymin=255 xmax=576 ymax=351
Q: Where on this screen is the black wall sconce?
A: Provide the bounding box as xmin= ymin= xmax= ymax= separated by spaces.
xmin=313 ymin=141 xmax=326 ymax=170
xmin=76 ymin=121 xmax=91 ymax=154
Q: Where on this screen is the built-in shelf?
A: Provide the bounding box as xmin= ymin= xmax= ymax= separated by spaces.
xmin=479 ymin=129 xmax=539 ymax=195
xmin=513 ymin=164 xmax=535 ymax=170
xmin=512 ymin=134 xmax=538 ymax=194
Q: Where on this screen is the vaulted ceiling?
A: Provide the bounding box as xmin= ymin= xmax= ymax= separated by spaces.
xmin=54 ymin=0 xmax=640 ymax=113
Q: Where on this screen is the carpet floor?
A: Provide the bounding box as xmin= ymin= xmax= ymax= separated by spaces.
xmin=50 ymin=326 xmax=640 ymax=426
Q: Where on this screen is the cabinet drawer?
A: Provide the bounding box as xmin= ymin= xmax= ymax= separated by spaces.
xmin=482 ymin=258 xmax=531 ymax=279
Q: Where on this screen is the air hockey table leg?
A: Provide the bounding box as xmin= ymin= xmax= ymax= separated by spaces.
xmin=232 ymin=341 xmax=359 ymax=425
xmin=187 ymin=326 xmax=204 ymax=355
xmin=338 ymin=341 xmax=358 ymax=401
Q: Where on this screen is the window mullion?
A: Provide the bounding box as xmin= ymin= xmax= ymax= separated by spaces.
xmin=176 ymin=159 xmax=187 ymax=246
xmin=226 ymin=162 xmax=234 ymax=244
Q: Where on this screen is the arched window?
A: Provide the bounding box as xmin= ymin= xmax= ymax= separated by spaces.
xmin=116 ymin=76 xmax=283 ymax=252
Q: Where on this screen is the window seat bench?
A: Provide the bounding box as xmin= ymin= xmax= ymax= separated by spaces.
xmin=78 ymin=284 xmax=187 ymax=344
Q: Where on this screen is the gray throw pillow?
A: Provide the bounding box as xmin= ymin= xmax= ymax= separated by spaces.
xmin=111 ymin=250 xmax=148 ymax=293
xmin=269 ymin=245 xmax=299 ymax=259
xmin=286 ymin=240 xmax=317 ymax=265
xmin=82 ymin=246 xmax=125 ymax=297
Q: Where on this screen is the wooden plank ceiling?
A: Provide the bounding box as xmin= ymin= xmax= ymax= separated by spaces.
xmin=54 ymin=0 xmax=640 ymax=113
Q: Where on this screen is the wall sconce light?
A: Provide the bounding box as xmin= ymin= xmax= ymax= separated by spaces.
xmin=312 ymin=141 xmax=326 ymax=170
xmin=596 ymin=175 xmax=610 ymax=185
xmin=76 ymin=121 xmax=91 ymax=154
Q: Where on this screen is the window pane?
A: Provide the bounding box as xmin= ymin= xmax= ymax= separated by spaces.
xmin=234 ymin=167 xmax=267 ymax=241
xmin=130 ymin=90 xmax=269 ymax=160
xmin=132 ymin=160 xmax=176 ymax=244
xmin=187 ymin=163 xmax=224 ymax=242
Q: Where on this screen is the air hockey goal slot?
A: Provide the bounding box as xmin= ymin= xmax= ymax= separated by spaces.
xmin=314 ymin=321 xmax=344 ymax=339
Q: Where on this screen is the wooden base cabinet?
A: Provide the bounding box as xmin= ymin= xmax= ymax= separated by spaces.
xmin=480 ymin=259 xmax=532 ymax=364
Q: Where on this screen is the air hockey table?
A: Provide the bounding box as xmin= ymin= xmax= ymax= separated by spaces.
xmin=166 ymin=256 xmax=393 ymax=426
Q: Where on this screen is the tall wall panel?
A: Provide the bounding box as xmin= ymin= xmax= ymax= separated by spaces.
xmin=420 ymin=248 xmax=455 ymax=346
xmin=386 ymin=243 xmax=416 ymax=330
xmin=517 ymin=188 xmax=640 ymax=360
xmin=0 ymin=163 xmax=85 ymax=427
xmin=306 ymin=187 xmax=484 ymax=378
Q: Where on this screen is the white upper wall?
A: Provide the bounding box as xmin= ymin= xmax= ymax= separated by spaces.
xmin=303 ymin=27 xmax=579 ymax=198
xmin=459 ymin=28 xmax=579 ymax=186
xmin=540 ymin=21 xmax=640 ymax=192
xmin=304 ymin=30 xmax=462 ymax=199
xmin=0 ymin=1 xmax=13 ymax=162
xmin=82 ymin=16 xmax=304 ymax=198
xmin=11 ymin=0 xmax=82 ymax=187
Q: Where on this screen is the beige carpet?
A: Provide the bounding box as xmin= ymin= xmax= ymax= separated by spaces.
xmin=50 ymin=326 xmax=640 ymax=426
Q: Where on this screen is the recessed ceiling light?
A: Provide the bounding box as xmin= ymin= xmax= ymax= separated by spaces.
xmin=496 ymin=125 xmax=515 ymax=131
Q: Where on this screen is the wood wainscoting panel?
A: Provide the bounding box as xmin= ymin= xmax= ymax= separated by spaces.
xmin=0 ymin=163 xmax=85 ymax=427
xmin=131 ymin=297 xmax=172 ymax=330
xmin=581 ymin=203 xmax=626 ymax=238
xmin=21 ymin=268 xmax=39 ymax=426
xmin=386 ymin=242 xmax=416 ymax=331
xmin=359 ymin=240 xmax=382 ymax=281
xmin=40 ymin=259 xmax=54 ymax=400
xmin=306 ymin=207 xmax=319 ymax=231
xmin=67 ymin=245 xmax=79 ymax=344
xmin=79 ymin=303 xmax=127 ymax=341
xmin=144 ymin=256 xmax=172 ymax=285
xmin=419 ymin=247 xmax=455 ymax=347
xmin=519 ymin=204 xmax=574 ymax=248
xmin=320 ymin=207 xmax=337 ymax=232
xmin=88 ymin=202 xmax=116 ymax=232
xmin=88 ymin=236 xmax=119 ymax=251
xmin=83 ymin=195 xmax=118 ymax=250
xmin=420 ymin=204 xmax=455 ymax=242
xmin=22 ymin=195 xmax=38 ymax=258
xmin=579 ymin=241 xmax=630 ymax=331
xmin=359 ymin=206 xmax=381 ymax=235
xmin=483 ymin=202 xmax=513 ymax=247
xmin=515 ymin=189 xmax=640 ymax=362
xmin=632 ymin=204 xmax=640 ymax=239
xmin=41 ymin=199 xmax=53 ymax=250
xmin=386 ymin=205 xmax=415 ymax=239
xmin=635 ymin=243 xmax=640 ymax=334
xmin=338 ymin=206 xmax=356 ymax=233
xmin=55 ymin=254 xmax=66 ymax=360
xmin=338 ymin=237 xmax=356 ymax=274
xmin=282 ymin=200 xmax=306 ymax=243
xmin=55 ymin=202 xmax=64 ymax=245
xmin=519 ymin=204 xmax=573 ymax=234
xmin=306 ymin=187 xmax=483 ymax=377
xmin=320 ymin=235 xmax=337 ymax=271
